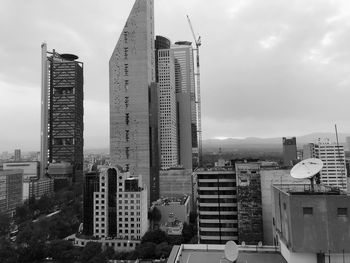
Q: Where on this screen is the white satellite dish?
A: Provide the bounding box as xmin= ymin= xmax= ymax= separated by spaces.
xmin=290 ymin=158 xmax=323 ymax=191
xmin=290 ymin=158 xmax=323 ymax=179
xmin=224 ymin=240 xmax=239 ymax=262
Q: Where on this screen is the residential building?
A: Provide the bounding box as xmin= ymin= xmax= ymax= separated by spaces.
xmin=41 ymin=43 xmax=84 ymax=183
xmin=28 ymin=177 xmax=54 ymax=199
xmin=235 ymin=161 xmax=263 ymax=245
xmin=196 ymin=167 xmax=238 ymax=244
xmin=282 ymin=137 xmax=297 ymax=167
xmin=304 ymin=139 xmax=347 ymax=191
xmin=109 ymin=0 xmax=158 ymax=204
xmin=0 ymin=170 xmax=23 ymax=216
xmin=272 ymin=184 xmax=350 ymax=263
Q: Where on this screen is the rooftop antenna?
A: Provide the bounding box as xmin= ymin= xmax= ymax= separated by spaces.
xmin=222 ymin=240 xmax=239 ymax=263
xmin=290 ymin=158 xmax=323 ymax=191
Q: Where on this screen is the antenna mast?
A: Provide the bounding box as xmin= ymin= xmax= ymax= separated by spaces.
xmin=187 ymin=15 xmax=203 ymax=167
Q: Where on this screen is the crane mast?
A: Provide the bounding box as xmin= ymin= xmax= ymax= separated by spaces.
xmin=187 ymin=15 xmax=202 ymax=168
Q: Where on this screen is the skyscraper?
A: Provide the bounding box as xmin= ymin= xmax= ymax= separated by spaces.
xmin=282 ymin=137 xmax=297 ymax=167
xmin=173 ymin=42 xmax=196 ymax=169
xmin=41 ymin=43 xmax=84 ymax=183
xmin=109 ymin=0 xmax=158 ymax=203
xmin=158 ymin=48 xmax=178 ymax=168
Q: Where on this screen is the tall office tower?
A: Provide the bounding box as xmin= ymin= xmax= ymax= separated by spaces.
xmin=172 ymin=42 xmax=196 ymax=170
xmin=158 ymin=48 xmax=178 ymax=168
xmin=14 ymin=149 xmax=21 ymax=162
xmin=305 ymin=139 xmax=347 ymax=191
xmin=41 ymin=43 xmax=84 ymax=183
xmin=235 ymin=161 xmax=263 ymax=245
xmin=282 ymin=137 xmax=297 ymax=167
xmin=0 ymin=170 xmax=23 ymax=216
xmin=83 ymin=171 xmax=100 ymax=236
xmin=91 ymin=167 xmax=148 ymax=249
xmin=196 ymin=167 xmax=238 ymax=244
xmin=110 ymin=0 xmax=158 ymax=203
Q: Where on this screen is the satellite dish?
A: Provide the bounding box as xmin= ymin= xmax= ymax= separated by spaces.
xmin=224 ymin=240 xmax=239 ymax=262
xmin=290 ymin=158 xmax=323 ymax=191
xmin=290 ymin=158 xmax=323 ymax=179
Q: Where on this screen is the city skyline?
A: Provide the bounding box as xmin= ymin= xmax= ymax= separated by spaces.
xmin=1 ymin=0 xmax=350 ymax=151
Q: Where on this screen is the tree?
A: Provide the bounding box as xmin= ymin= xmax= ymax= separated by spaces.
xmin=151 ymin=207 xmax=162 ymax=222
xmin=0 ymin=237 xmax=17 ymax=263
xmin=47 ymin=239 xmax=76 ymax=263
xmin=182 ymin=222 xmax=195 ymax=243
xmin=155 ymin=242 xmax=172 ymax=258
xmin=79 ymin=242 xmax=104 ymax=263
xmin=15 ymin=205 xmax=30 ymax=224
xmin=0 ymin=212 xmax=10 ymax=236
xmin=136 ymin=242 xmax=156 ymax=259
xmin=141 ymin=229 xmax=168 ymax=244
xmin=102 ymin=246 xmax=115 ymax=260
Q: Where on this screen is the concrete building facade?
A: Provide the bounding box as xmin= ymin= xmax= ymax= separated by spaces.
xmin=272 ymin=184 xmax=350 ymax=263
xmin=196 ymin=168 xmax=238 ymax=244
xmin=0 ymin=170 xmax=23 ymax=216
xmin=235 ymin=162 xmax=263 ymax=245
xmin=109 ymin=0 xmax=158 ymax=203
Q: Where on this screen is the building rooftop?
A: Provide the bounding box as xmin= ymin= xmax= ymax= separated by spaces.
xmin=154 ymin=195 xmax=189 ymax=206
xmin=273 ymin=184 xmax=347 ymax=195
xmin=167 ymin=244 xmax=286 ymax=263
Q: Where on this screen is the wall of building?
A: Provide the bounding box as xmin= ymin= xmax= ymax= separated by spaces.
xmin=273 ymin=186 xmax=350 ymax=254
xmin=109 ymin=0 xmax=155 ymax=204
xmin=260 ymin=169 xmax=307 ymax=245
xmin=159 ymin=169 xmax=192 ymax=198
xmin=236 ymin=162 xmax=263 ymax=245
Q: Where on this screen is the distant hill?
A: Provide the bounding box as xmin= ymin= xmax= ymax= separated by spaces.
xmin=203 ymin=132 xmax=350 ymax=152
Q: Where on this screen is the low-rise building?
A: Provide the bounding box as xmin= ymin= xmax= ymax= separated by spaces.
xmin=272 ymin=184 xmax=350 ymax=263
xmin=0 ymin=170 xmax=23 ymax=216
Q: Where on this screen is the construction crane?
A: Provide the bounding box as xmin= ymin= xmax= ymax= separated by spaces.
xmin=187 ymin=15 xmax=202 ymax=168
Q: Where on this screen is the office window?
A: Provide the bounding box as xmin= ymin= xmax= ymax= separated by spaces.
xmin=125 ymin=113 xmax=129 ymax=125
xmin=338 ymin=208 xmax=348 ymax=216
xmin=303 ymin=207 xmax=313 ymax=215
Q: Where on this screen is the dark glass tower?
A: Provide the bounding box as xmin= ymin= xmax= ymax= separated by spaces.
xmin=83 ymin=171 xmax=99 ymax=236
xmin=45 ymin=50 xmax=84 ymax=183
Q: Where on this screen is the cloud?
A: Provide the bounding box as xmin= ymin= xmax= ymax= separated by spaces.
xmin=1 ymin=0 xmax=350 ymax=151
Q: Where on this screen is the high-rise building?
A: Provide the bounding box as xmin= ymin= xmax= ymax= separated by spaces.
xmin=196 ymin=167 xmax=238 ymax=244
xmin=235 ymin=161 xmax=263 ymax=245
xmin=0 ymin=170 xmax=23 ymax=216
xmin=14 ymin=149 xmax=21 ymax=162
xmin=41 ymin=43 xmax=84 ymax=183
xmin=172 ymin=42 xmax=196 ymax=169
xmin=157 ymin=48 xmax=178 ymax=168
xmin=109 ymin=0 xmax=158 ymax=204
xmin=282 ymin=137 xmax=297 ymax=167
xmin=304 ymin=139 xmax=347 ymax=191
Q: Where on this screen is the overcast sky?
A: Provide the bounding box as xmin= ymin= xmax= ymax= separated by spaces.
xmin=1 ymin=0 xmax=350 ymax=151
